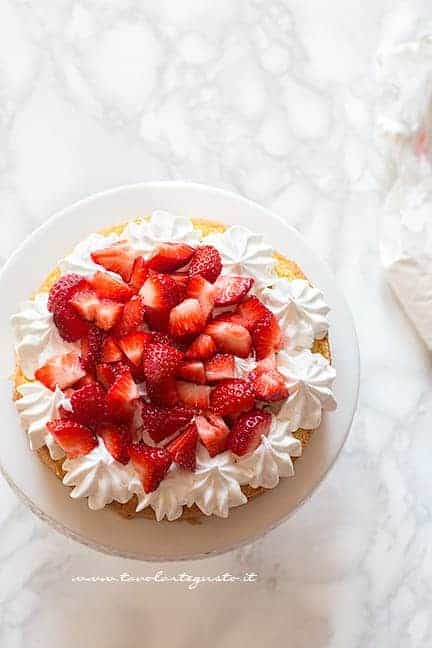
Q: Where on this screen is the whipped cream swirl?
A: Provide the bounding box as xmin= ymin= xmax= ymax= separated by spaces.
xmin=129 ymin=466 xmax=193 ymax=521
xmin=125 ymin=210 xmax=200 ymax=255
xmin=59 ymin=233 xmax=121 ymax=278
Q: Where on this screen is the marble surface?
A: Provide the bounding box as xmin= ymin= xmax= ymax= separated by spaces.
xmin=1 ymin=1 xmax=432 ymax=646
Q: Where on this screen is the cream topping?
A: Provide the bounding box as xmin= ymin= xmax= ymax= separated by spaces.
xmin=58 ymin=232 xmax=121 ymax=278
xmin=129 ymin=466 xmax=193 ymax=522
xmin=125 ymin=210 xmax=200 ymax=255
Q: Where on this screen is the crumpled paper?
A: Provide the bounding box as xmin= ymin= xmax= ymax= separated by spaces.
xmin=377 ymin=36 xmax=432 ymax=350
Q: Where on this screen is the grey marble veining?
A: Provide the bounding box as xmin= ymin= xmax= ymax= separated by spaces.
xmin=1 ymin=1 xmax=432 ymax=646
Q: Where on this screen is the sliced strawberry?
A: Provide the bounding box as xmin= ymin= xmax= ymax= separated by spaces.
xmin=235 ymin=296 xmax=270 ymax=331
xmin=53 ymin=303 xmax=89 ymax=342
xmin=70 ymin=383 xmax=107 ymax=427
xmin=98 ymin=423 xmax=131 ymax=464
xmin=168 ymin=272 xmax=189 ymax=289
xmin=177 ymin=360 xmax=206 ymax=384
xmin=210 ymin=378 xmax=255 ymax=416
xmin=96 ymin=361 xmax=130 ymax=389
xmin=129 ymin=442 xmax=172 ymax=493
xmin=80 ymin=325 xmax=106 ymax=371
xmin=186 ymin=275 xmax=217 ymax=319
xmin=35 ymin=352 xmax=85 ymax=391
xmin=48 ymin=274 xmax=89 ymax=313
xmin=169 ymin=298 xmax=205 ymax=339
xmin=141 ymin=342 xmax=184 ymax=385
xmin=140 ymin=272 xmax=183 ymax=311
xmin=227 ymin=409 xmax=272 ymax=456
xmin=151 ymin=331 xmax=177 ymax=346
xmin=115 ymin=295 xmax=145 ymax=337
xmin=188 ymin=245 xmax=222 ymax=283
xmin=93 ymin=299 xmax=124 ymax=331
xmin=106 ymin=370 xmax=139 ymax=422
xmin=90 ymin=271 xmax=134 ymax=302
xmin=141 ymin=403 xmax=194 ymax=443
xmin=166 ymin=421 xmax=198 ymax=471
xmin=249 ymin=367 xmax=288 ymax=402
xmin=146 ymin=377 xmax=179 ymax=407
xmin=129 ymin=256 xmax=149 ymax=292
xmin=47 ymin=419 xmax=97 ymax=458
xmin=118 ymin=331 xmax=152 ymax=366
xmin=144 ymin=307 xmax=169 ymax=332
xmin=205 ymin=354 xmax=235 ymax=382
xmin=91 ymin=241 xmax=137 ymax=281
xmin=195 ymin=414 xmax=230 ymax=457
xmin=252 ymin=312 xmax=283 ymax=360
xmin=100 ymin=336 xmax=123 ymax=363
xmin=176 ymin=381 xmax=211 ymax=409
xmin=185 ymin=334 xmax=216 ymax=360
xmin=69 ymin=289 xmax=100 ymax=321
xmin=205 ymin=320 xmax=252 ymax=358
xmin=148 ymin=242 xmax=195 ymax=272
xmin=73 ymin=372 xmax=96 ymax=389
xmin=214 ymin=275 xmax=254 ymax=306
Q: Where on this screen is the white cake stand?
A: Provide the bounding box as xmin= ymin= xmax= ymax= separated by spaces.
xmin=0 ymin=182 xmax=359 ymax=561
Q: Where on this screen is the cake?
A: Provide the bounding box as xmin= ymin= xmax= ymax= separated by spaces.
xmin=11 ymin=211 xmax=336 ymax=521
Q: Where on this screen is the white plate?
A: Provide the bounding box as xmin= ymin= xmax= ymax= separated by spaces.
xmin=0 ymin=182 xmax=359 ymax=561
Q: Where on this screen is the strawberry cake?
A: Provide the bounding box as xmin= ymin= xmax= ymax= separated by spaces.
xmin=12 ymin=211 xmax=336 ymax=521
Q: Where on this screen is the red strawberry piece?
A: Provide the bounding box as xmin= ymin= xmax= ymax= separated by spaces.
xmin=90 ymin=271 xmax=134 ymax=302
xmin=80 ymin=325 xmax=106 ymax=372
xmin=214 ymin=275 xmax=254 ymax=306
xmin=185 ymin=334 xmax=216 ymax=360
xmin=53 ymin=302 xmax=89 ymax=342
xmin=106 ymin=370 xmax=139 ymax=422
xmin=227 ymin=409 xmax=272 ymax=456
xmin=48 ymin=274 xmax=89 ymax=313
xmin=93 ymin=299 xmax=124 ymax=331
xmin=188 ymin=245 xmax=222 ymax=283
xmin=98 ymin=423 xmax=131 ymax=464
xmin=235 ymin=296 xmax=270 ymax=331
xmin=177 ymin=360 xmax=206 ymax=384
xmin=140 ymin=272 xmax=183 ymax=311
xmin=186 ymin=275 xmax=217 ymax=319
xmin=129 ymin=256 xmax=149 ymax=292
xmin=148 ymin=242 xmax=195 ymax=273
xmin=35 ymin=352 xmax=86 ymax=391
xmin=169 ymin=298 xmax=205 ymax=339
xmin=96 ymin=361 xmax=130 ymax=388
xmin=252 ymin=312 xmax=283 ymax=360
xmin=128 ymin=442 xmax=172 ymax=493
xmin=100 ymin=336 xmax=123 ymax=363
xmin=249 ymin=367 xmax=288 ymax=402
xmin=74 ymin=372 xmax=97 ymax=388
xmin=59 ymin=404 xmax=74 ymax=420
xmin=176 ymin=380 xmax=211 ymax=409
xmin=210 ymin=378 xmax=255 ymax=416
xmin=69 ymin=289 xmax=100 ymax=321
xmin=166 ymin=421 xmax=198 ymax=471
xmin=151 ymin=331 xmax=176 ymax=346
xmin=70 ymin=382 xmax=107 ymax=427
xmin=143 ymin=307 xmax=169 ymax=333
xmin=142 ymin=342 xmax=183 ymax=384
xmin=205 ymin=320 xmax=252 ymax=358
xmin=141 ymin=402 xmax=194 ymax=443
xmin=195 ymin=414 xmax=230 ymax=457
xmin=205 ymin=353 xmax=235 ymax=382
xmin=91 ymin=241 xmax=138 ymax=282
xmin=47 ymin=419 xmax=97 ymax=458
xmin=168 ymin=272 xmax=189 ymax=289
xmin=118 ymin=331 xmax=152 ymax=367
xmin=115 ymin=295 xmax=145 ymax=337
xmin=146 ymin=377 xmax=179 ymax=407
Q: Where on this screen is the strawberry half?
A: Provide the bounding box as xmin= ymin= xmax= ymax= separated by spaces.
xmin=186 ymin=275 xmax=217 ymax=319
xmin=188 ymin=245 xmax=222 ymax=283
xmin=70 ymin=382 xmax=107 ymax=427
xmin=142 ymin=342 xmax=184 ymax=384
xmin=166 ymin=421 xmax=198 ymax=471
xmin=205 ymin=354 xmax=235 ymax=382
xmin=128 ymin=442 xmax=172 ymax=493
xmin=115 ymin=295 xmax=145 ymax=337
xmin=129 ymin=256 xmax=149 ymax=292
xmin=90 ymin=271 xmax=134 ymax=302
xmin=205 ymin=320 xmax=252 ymax=358
xmin=106 ymin=370 xmax=139 ymax=422
xmin=148 ymin=242 xmax=195 ymax=272
xmin=35 ymin=352 xmax=86 ymax=391
xmin=210 ymin=378 xmax=255 ymax=416
xmin=169 ymin=298 xmax=206 ymax=340
xmin=53 ymin=302 xmax=89 ymax=342
xmin=185 ymin=334 xmax=216 ymax=360
xmin=235 ymin=296 xmax=270 ymax=331
xmin=177 ymin=360 xmax=206 ymax=384
xmin=47 ymin=419 xmax=97 ymax=458
xmin=227 ymin=409 xmax=272 ymax=456
xmin=141 ymin=403 xmax=194 ymax=443
xmin=249 ymin=367 xmax=289 ymax=402
xmin=195 ymin=414 xmax=230 ymax=457
xmin=118 ymin=331 xmax=152 ymax=366
xmin=93 ymin=299 xmax=124 ymax=331
xmin=48 ymin=274 xmax=89 ymax=313
xmin=96 ymin=361 xmax=130 ymax=388
xmin=100 ymin=336 xmax=123 ymax=363
xmin=98 ymin=423 xmax=131 ymax=464
xmin=69 ymin=289 xmax=100 ymax=320
xmin=91 ymin=241 xmax=138 ymax=282
xmin=252 ymin=312 xmax=283 ymax=360
xmin=80 ymin=325 xmax=106 ymax=371
xmin=146 ymin=377 xmax=179 ymax=407
xmin=214 ymin=275 xmax=254 ymax=306
xmin=176 ymin=381 xmax=211 ymax=409
xmin=140 ymin=272 xmax=183 ymax=311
